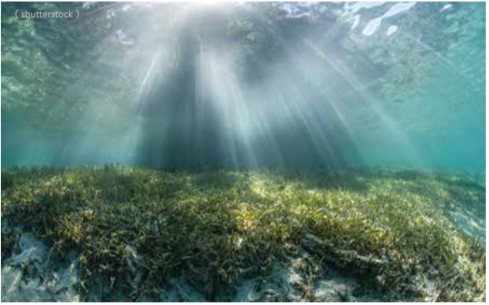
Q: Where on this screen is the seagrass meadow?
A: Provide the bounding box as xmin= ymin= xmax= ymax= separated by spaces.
xmin=1 ymin=166 xmax=486 ymax=301
xmin=1 ymin=1 xmax=486 ymax=302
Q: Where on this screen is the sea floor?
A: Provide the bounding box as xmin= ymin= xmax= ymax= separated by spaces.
xmin=1 ymin=166 xmax=486 ymax=301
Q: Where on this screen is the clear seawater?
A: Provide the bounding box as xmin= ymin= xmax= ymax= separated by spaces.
xmin=1 ymin=2 xmax=485 ymax=174
xmin=0 ymin=2 xmax=486 ymax=302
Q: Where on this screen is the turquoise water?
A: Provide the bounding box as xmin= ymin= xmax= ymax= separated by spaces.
xmin=1 ymin=2 xmax=485 ymax=173
xmin=1 ymin=3 xmax=486 ymax=302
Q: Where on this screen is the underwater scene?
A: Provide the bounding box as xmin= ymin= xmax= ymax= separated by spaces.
xmin=0 ymin=1 xmax=486 ymax=302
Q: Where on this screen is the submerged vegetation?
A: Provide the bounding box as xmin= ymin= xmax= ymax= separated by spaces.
xmin=1 ymin=2 xmax=485 ymax=302
xmin=1 ymin=166 xmax=485 ymax=301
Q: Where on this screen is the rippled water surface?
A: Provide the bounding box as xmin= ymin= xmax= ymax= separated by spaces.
xmin=1 ymin=2 xmax=485 ymax=173
xmin=1 ymin=2 xmax=487 ymax=302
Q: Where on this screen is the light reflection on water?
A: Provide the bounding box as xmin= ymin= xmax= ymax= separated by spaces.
xmin=1 ymin=2 xmax=485 ymax=173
